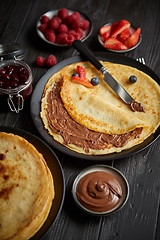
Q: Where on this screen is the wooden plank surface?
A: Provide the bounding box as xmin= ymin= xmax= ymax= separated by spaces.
xmin=0 ymin=0 xmax=160 ymax=239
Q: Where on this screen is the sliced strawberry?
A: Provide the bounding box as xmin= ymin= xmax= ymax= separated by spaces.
xmin=99 ymin=24 xmax=112 ymax=36
xmin=111 ymin=20 xmax=131 ymax=38
xmin=71 ymin=76 xmax=93 ymax=88
xmin=124 ymin=28 xmax=141 ymax=48
xmin=118 ymin=28 xmax=131 ymax=43
xmin=104 ymin=38 xmax=128 ymax=50
xmin=110 ymin=22 xmax=119 ymax=34
xmin=101 ymin=30 xmax=111 ymax=42
xmin=77 ymin=65 xmax=86 ymax=80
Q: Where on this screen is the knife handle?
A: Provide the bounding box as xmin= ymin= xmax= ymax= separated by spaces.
xmin=72 ymin=40 xmax=103 ymax=71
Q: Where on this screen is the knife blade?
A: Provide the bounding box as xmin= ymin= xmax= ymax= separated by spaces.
xmin=73 ymin=40 xmax=134 ymax=104
xmin=73 ymin=40 xmax=145 ymax=112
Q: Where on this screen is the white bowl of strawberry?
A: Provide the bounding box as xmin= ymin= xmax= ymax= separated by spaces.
xmin=37 ymin=8 xmax=92 ymax=46
xmin=98 ymin=20 xmax=142 ymax=52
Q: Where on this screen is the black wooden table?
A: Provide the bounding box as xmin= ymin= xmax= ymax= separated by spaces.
xmin=0 ymin=0 xmax=160 ymax=239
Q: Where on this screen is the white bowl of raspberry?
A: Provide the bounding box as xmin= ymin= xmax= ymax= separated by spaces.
xmin=36 ymin=8 xmax=93 ymax=47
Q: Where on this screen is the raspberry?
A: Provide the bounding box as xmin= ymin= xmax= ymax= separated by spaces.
xmin=45 ymin=55 xmax=57 ymax=67
xmin=45 ymin=29 xmax=56 ymax=43
xmin=58 ymin=8 xmax=69 ymax=19
xmin=67 ymin=30 xmax=80 ymax=39
xmin=71 ymin=19 xmax=82 ymax=30
xmin=52 ymin=16 xmax=62 ymax=25
xmin=38 ymin=23 xmax=48 ymax=33
xmin=63 ymin=35 xmax=75 ymax=45
xmin=74 ymin=33 xmax=80 ymax=39
xmin=35 ymin=56 xmax=46 ymax=67
xmin=56 ymin=33 xmax=67 ymax=44
xmin=65 ymin=14 xmax=77 ymax=28
xmin=72 ymin=11 xmax=81 ymax=20
xmin=40 ymin=15 xmax=50 ymax=24
xmin=57 ymin=24 xmax=68 ymax=33
xmin=75 ymin=28 xmax=83 ymax=38
xmin=49 ymin=18 xmax=59 ymax=30
xmin=67 ymin=29 xmax=76 ymax=35
xmin=81 ymin=20 xmax=90 ymax=30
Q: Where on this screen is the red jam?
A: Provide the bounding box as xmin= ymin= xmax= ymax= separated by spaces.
xmin=0 ymin=64 xmax=32 ymax=100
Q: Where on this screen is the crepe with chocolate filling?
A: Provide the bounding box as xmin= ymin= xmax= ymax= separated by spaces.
xmin=40 ymin=61 xmax=160 ymax=155
xmin=0 ymin=132 xmax=54 ymax=240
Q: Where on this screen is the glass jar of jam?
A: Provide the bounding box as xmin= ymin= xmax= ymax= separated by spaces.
xmin=0 ymin=43 xmax=33 ymax=113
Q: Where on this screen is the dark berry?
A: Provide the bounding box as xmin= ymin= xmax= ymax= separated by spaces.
xmin=75 ymin=28 xmax=83 ymax=38
xmin=49 ymin=18 xmax=59 ymax=30
xmin=38 ymin=23 xmax=48 ymax=33
xmin=63 ymin=34 xmax=75 ymax=45
xmin=72 ymin=73 xmax=79 ymax=77
xmin=52 ymin=16 xmax=62 ymax=25
xmin=45 ymin=29 xmax=56 ymax=43
xmin=129 ymin=75 xmax=137 ymax=83
xmin=91 ymin=77 xmax=99 ymax=86
xmin=57 ymin=24 xmax=68 ymax=33
xmin=58 ymin=8 xmax=69 ymax=19
xmin=45 ymin=55 xmax=57 ymax=67
xmin=56 ymin=33 xmax=67 ymax=44
xmin=72 ymin=11 xmax=81 ymax=20
xmin=81 ymin=20 xmax=90 ymax=30
xmin=35 ymin=56 xmax=46 ymax=67
xmin=40 ymin=15 xmax=50 ymax=24
xmin=71 ymin=19 xmax=82 ymax=30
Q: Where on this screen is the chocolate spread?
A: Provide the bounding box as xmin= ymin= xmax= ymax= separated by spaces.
xmin=76 ymin=171 xmax=122 ymax=212
xmin=130 ymin=101 xmax=145 ymax=112
xmin=46 ymin=81 xmax=142 ymax=153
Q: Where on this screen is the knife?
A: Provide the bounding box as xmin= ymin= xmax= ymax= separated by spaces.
xmin=72 ymin=40 xmax=144 ymax=112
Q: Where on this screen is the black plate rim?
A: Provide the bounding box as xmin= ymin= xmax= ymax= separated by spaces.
xmin=0 ymin=126 xmax=65 ymax=240
xmin=30 ymin=52 xmax=160 ymax=161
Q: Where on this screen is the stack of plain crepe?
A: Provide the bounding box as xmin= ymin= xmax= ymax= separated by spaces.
xmin=41 ymin=61 xmax=160 ymax=155
xmin=0 ymin=132 xmax=54 ymax=240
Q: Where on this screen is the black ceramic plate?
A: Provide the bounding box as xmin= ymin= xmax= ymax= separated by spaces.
xmin=0 ymin=126 xmax=65 ymax=240
xmin=30 ymin=52 xmax=160 ymax=161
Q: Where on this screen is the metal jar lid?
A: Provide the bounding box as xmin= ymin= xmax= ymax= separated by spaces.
xmin=0 ymin=43 xmax=26 ymax=61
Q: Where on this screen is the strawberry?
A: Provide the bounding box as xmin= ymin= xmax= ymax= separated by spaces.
xmin=118 ymin=28 xmax=131 ymax=43
xmin=111 ymin=20 xmax=130 ymax=38
xmin=111 ymin=22 xmax=119 ymax=34
xmin=99 ymin=24 xmax=112 ymax=36
xmin=124 ymin=28 xmax=141 ymax=48
xmin=77 ymin=65 xmax=86 ymax=80
xmin=101 ymin=31 xmax=111 ymax=42
xmin=71 ymin=76 xmax=93 ymax=88
xmin=104 ymin=38 xmax=128 ymax=50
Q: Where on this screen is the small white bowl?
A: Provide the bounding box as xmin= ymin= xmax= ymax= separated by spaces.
xmin=36 ymin=9 xmax=93 ymax=47
xmin=72 ymin=165 xmax=129 ymax=216
xmin=98 ymin=23 xmax=142 ymax=53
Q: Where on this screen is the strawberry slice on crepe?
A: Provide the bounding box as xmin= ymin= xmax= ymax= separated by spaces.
xmin=77 ymin=65 xmax=86 ymax=80
xmin=125 ymin=28 xmax=141 ymax=48
xmin=111 ymin=20 xmax=131 ymax=38
xmin=104 ymin=38 xmax=128 ymax=50
xmin=71 ymin=76 xmax=93 ymax=88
